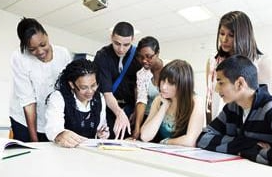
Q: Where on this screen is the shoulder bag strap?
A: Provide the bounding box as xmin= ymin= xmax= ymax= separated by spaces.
xmin=112 ymin=45 xmax=136 ymax=93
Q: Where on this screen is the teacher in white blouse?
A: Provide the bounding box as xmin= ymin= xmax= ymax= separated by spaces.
xmin=9 ymin=17 xmax=71 ymax=142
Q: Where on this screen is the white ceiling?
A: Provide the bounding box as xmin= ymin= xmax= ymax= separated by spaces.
xmin=1 ymin=0 xmax=272 ymax=44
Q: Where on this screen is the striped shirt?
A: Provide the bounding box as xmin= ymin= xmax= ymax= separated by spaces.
xmin=197 ymin=85 xmax=272 ymax=165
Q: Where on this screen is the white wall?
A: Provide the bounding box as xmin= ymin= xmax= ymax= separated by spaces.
xmin=160 ymin=35 xmax=216 ymax=99
xmin=0 ymin=9 xmax=104 ymax=129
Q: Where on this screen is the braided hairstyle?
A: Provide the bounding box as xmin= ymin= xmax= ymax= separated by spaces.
xmin=54 ymin=58 xmax=99 ymax=107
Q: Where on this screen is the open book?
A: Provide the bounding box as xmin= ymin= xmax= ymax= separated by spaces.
xmin=0 ymin=138 xmax=36 ymax=160
xmin=80 ymin=139 xmax=139 ymax=151
xmin=80 ymin=139 xmax=241 ymax=162
xmin=140 ymin=143 xmax=241 ymax=162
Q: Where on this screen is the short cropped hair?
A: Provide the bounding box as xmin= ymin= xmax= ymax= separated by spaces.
xmin=112 ymin=21 xmax=134 ymax=37
xmin=216 ymin=54 xmax=258 ymax=90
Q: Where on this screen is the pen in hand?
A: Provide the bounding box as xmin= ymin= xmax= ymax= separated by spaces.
xmin=96 ymin=125 xmax=110 ymax=139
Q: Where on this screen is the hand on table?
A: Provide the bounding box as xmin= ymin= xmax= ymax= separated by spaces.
xmin=55 ymin=130 xmax=87 ymax=148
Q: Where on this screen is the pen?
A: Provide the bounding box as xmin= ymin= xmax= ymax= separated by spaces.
xmin=102 ymin=127 xmax=109 ymax=132
xmin=2 ymin=150 xmax=31 ymax=160
xmin=99 ymin=126 xmax=109 ymax=132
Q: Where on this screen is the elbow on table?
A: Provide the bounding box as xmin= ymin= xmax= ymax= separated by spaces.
xmin=175 ymin=135 xmax=198 ymax=147
xmin=140 ymin=132 xmax=152 ymax=142
xmin=183 ymin=140 xmax=197 ymax=147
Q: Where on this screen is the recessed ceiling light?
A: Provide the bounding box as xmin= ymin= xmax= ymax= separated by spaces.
xmin=178 ymin=6 xmax=212 ymax=22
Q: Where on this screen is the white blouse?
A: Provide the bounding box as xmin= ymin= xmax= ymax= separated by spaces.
xmin=9 ymin=45 xmax=72 ymax=133
xmin=136 ymin=67 xmax=153 ymax=104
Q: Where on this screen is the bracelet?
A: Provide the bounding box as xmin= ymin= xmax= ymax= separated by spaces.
xmin=160 ymin=138 xmax=169 ymax=144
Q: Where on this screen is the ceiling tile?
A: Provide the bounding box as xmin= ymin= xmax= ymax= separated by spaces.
xmin=5 ymin=0 xmax=77 ymax=18
xmin=0 ymin=0 xmax=18 ymax=9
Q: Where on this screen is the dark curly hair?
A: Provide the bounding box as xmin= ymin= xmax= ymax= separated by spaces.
xmin=54 ymin=58 xmax=99 ymax=107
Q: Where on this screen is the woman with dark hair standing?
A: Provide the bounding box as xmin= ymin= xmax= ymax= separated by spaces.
xmin=141 ymin=60 xmax=204 ymax=147
xmin=132 ymin=36 xmax=163 ymax=140
xmin=45 ymin=59 xmax=109 ymax=148
xmin=206 ymin=11 xmax=272 ymax=122
xmin=9 ymin=17 xmax=71 ymax=142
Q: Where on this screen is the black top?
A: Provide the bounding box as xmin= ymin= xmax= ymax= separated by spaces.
xmin=63 ymin=91 xmax=102 ymax=138
xmin=94 ymin=44 xmax=141 ymax=105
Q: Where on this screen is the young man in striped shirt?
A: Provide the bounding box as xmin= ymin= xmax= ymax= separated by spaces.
xmin=197 ymin=54 xmax=272 ymax=166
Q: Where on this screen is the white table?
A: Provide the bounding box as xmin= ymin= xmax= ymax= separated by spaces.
xmin=1 ymin=142 xmax=271 ymax=177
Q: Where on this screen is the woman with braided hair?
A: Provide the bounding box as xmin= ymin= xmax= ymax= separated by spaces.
xmin=45 ymin=59 xmax=109 ymax=148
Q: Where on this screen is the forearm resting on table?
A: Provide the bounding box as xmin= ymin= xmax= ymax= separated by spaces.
xmin=167 ymin=135 xmax=197 ymax=147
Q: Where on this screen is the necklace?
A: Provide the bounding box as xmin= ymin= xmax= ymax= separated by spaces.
xmin=80 ymin=112 xmax=91 ymax=127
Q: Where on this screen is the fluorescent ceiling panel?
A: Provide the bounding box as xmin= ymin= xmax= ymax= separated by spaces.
xmin=178 ymin=6 xmax=212 ymax=22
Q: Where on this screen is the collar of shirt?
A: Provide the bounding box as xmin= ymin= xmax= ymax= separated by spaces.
xmin=118 ymin=57 xmax=123 ymax=73
xmin=73 ymin=93 xmax=91 ymax=112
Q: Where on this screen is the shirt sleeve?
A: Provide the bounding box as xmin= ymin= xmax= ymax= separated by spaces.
xmin=197 ymin=105 xmax=257 ymax=154
xmin=136 ymin=69 xmax=150 ymax=104
xmin=94 ymin=50 xmax=113 ymax=93
xmin=257 ymin=54 xmax=272 ymax=94
xmin=44 ymin=91 xmax=66 ymax=141
xmin=11 ymin=51 xmax=36 ymax=107
xmin=60 ymin=46 xmax=72 ymax=64
xmin=97 ymin=93 xmax=107 ymax=129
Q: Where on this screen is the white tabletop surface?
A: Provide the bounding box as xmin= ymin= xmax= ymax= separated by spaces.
xmin=1 ymin=142 xmax=271 ymax=177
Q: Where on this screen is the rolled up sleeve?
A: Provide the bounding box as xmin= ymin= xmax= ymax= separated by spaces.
xmin=11 ymin=52 xmax=36 ymax=107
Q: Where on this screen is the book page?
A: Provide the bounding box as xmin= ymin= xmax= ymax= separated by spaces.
xmin=142 ymin=144 xmax=199 ymax=153
xmin=79 ymin=139 xmax=122 ymax=147
xmin=142 ymin=144 xmax=241 ymax=162
xmin=79 ymin=139 xmax=139 ymax=151
xmin=0 ymin=138 xmax=36 ymax=159
xmin=174 ymin=149 xmax=241 ymax=162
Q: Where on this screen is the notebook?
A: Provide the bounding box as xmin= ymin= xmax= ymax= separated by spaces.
xmin=1 ymin=138 xmax=36 ymax=160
